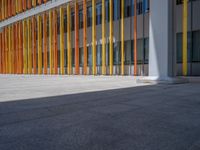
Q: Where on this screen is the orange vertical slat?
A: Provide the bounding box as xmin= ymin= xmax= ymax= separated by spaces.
xmin=14 ymin=24 xmax=17 ymax=74
xmin=0 ymin=33 xmax=2 ymax=74
xmin=19 ymin=22 xmax=23 ymax=74
xmin=0 ymin=33 xmax=2 ymax=73
xmin=83 ymin=0 xmax=87 ymax=75
xmin=134 ymin=0 xmax=138 ymax=76
xmin=28 ymin=0 xmax=31 ymax=9
xmin=9 ymin=0 xmax=12 ymax=17
xmin=43 ymin=13 xmax=48 ymax=74
xmin=53 ymin=10 xmax=58 ymax=74
xmin=11 ymin=25 xmax=14 ymax=74
xmin=2 ymin=29 xmax=5 ymax=73
xmin=38 ymin=0 xmax=42 ymax=5
xmin=5 ymin=0 xmax=7 ymax=19
xmin=15 ymin=23 xmax=19 ymax=74
xmin=27 ymin=19 xmax=32 ymax=74
xmin=17 ymin=24 xmax=19 ymax=74
xmin=12 ymin=0 xmax=16 ymax=16
xmin=75 ymin=2 xmax=79 ymax=75
xmin=19 ymin=0 xmax=22 ymax=13
xmin=5 ymin=27 xmax=8 ymax=74
xmin=3 ymin=29 xmax=6 ymax=74
xmin=1 ymin=0 xmax=3 ymax=20
xmin=4 ymin=28 xmax=6 ymax=73
xmin=16 ymin=23 xmax=19 ymax=74
xmin=9 ymin=0 xmax=11 ymax=17
xmin=7 ymin=0 xmax=10 ymax=17
xmin=0 ymin=0 xmax=2 ymax=21
xmin=23 ymin=0 xmax=27 ymax=11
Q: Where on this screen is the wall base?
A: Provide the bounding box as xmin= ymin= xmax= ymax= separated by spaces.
xmin=137 ymin=76 xmax=189 ymax=84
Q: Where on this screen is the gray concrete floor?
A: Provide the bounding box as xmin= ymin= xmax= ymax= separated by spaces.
xmin=0 ymin=75 xmax=200 ymax=150
xmin=0 ymin=75 xmax=149 ymax=102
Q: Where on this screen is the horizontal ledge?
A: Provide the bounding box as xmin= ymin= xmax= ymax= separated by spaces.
xmin=0 ymin=0 xmax=72 ymax=29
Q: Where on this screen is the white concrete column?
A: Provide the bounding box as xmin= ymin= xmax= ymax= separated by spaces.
xmin=148 ymin=0 xmax=175 ymax=80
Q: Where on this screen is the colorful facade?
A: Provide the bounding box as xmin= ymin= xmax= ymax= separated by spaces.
xmin=0 ymin=0 xmax=200 ymax=78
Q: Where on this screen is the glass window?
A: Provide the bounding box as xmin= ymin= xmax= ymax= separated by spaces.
xmin=176 ymin=32 xmax=192 ymax=63
xmin=137 ymin=1 xmax=143 ymax=15
xmin=79 ymin=9 xmax=83 ymax=29
xmin=176 ymin=0 xmax=197 ymax=5
xmin=113 ymin=0 xmax=120 ymax=20
xmin=79 ymin=47 xmax=84 ymax=66
xmin=57 ymin=16 xmax=60 ymax=34
xmin=125 ymin=40 xmax=132 ymax=65
xmin=144 ymin=38 xmax=149 ymax=63
xmin=65 ymin=49 xmax=67 ymax=67
xmin=87 ymin=6 xmax=92 ymax=27
xmin=72 ymin=48 xmax=75 ymax=66
xmin=57 ymin=51 xmax=60 ymax=67
xmin=113 ymin=41 xmax=120 ymax=65
xmin=96 ymin=3 xmax=102 ymax=25
xmin=71 ymin=12 xmax=75 ymax=30
xmin=143 ymin=0 xmax=149 ymax=13
xmin=64 ymin=14 xmax=67 ymax=33
xmin=105 ymin=0 xmax=109 ymax=22
xmin=125 ymin=0 xmax=131 ymax=17
xmin=87 ymin=46 xmax=92 ymax=66
xmin=137 ymin=39 xmax=143 ymax=64
xmin=106 ymin=43 xmax=109 ymax=66
xmin=96 ymin=44 xmax=102 ymax=66
xmin=192 ymin=30 xmax=200 ymax=62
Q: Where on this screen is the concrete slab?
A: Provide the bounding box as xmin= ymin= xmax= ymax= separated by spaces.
xmin=0 ymin=75 xmax=151 ymax=102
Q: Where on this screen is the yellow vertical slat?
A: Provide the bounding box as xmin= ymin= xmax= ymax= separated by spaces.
xmin=121 ymin=0 xmax=124 ymax=75
xmin=37 ymin=15 xmax=42 ymax=74
xmin=8 ymin=26 xmax=11 ymax=74
xmin=183 ymin=0 xmax=188 ymax=76
xmin=43 ymin=13 xmax=48 ymax=74
xmin=11 ymin=25 xmax=14 ymax=74
xmin=67 ymin=4 xmax=72 ymax=75
xmin=49 ymin=11 xmax=53 ymax=74
xmin=2 ymin=30 xmax=4 ymax=73
xmin=92 ymin=0 xmax=96 ymax=75
xmin=18 ymin=0 xmax=22 ymax=13
xmin=28 ymin=19 xmax=32 ymax=74
xmin=32 ymin=0 xmax=36 ymax=7
xmin=109 ymin=0 xmax=113 ymax=75
xmin=16 ymin=0 xmax=18 ymax=13
xmin=23 ymin=20 xmax=28 ymax=74
xmin=5 ymin=0 xmax=7 ymax=19
xmin=102 ymin=0 xmax=106 ymax=75
xmin=53 ymin=10 xmax=58 ymax=74
xmin=5 ymin=28 xmax=7 ymax=73
xmin=60 ymin=7 xmax=64 ymax=75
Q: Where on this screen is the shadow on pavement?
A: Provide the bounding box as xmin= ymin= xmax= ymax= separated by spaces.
xmin=0 ymin=83 xmax=200 ymax=150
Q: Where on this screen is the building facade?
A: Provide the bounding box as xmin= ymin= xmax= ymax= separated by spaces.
xmin=0 ymin=0 xmax=199 ymax=79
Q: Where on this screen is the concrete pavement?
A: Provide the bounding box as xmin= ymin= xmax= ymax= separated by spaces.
xmin=0 ymin=75 xmax=200 ymax=150
xmin=0 ymin=75 xmax=150 ymax=102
